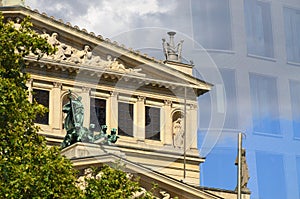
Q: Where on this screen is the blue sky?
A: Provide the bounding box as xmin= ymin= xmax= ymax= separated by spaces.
xmin=25 ymin=1 xmax=300 ymax=198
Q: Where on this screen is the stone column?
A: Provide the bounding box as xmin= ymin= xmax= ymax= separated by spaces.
xmin=51 ymin=82 xmax=62 ymax=132
xmin=163 ymin=100 xmax=172 ymax=145
xmin=107 ymin=92 xmax=118 ymax=129
xmin=81 ymin=87 xmax=91 ymax=128
xmin=136 ymin=96 xmax=145 ymax=140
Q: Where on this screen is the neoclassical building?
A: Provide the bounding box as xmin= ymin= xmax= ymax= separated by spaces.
xmin=0 ymin=1 xmax=250 ymax=199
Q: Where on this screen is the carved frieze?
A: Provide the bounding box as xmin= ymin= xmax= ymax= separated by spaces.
xmin=33 ymin=31 xmax=143 ymax=75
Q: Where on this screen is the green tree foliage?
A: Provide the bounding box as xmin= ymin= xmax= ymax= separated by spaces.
xmin=0 ymin=14 xmax=82 ymax=198
xmin=84 ymin=164 xmax=156 ymax=199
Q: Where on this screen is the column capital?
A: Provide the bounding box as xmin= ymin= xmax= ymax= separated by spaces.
xmin=53 ymin=82 xmax=62 ymax=89
xmin=82 ymin=86 xmax=91 ymax=93
xmin=190 ymin=104 xmax=198 ymax=110
xmin=164 ymin=100 xmax=172 ymax=106
xmin=110 ymin=91 xmax=119 ymax=97
xmin=137 ymin=96 xmax=146 ymax=102
xmin=27 ymin=78 xmax=33 ymax=85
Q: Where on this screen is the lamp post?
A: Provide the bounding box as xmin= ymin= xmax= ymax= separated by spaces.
xmin=237 ymin=133 xmax=242 ymax=199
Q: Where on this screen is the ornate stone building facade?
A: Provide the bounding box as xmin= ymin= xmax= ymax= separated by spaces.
xmin=0 ymin=2 xmax=250 ymax=198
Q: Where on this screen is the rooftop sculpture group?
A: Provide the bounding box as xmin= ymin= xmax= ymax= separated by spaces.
xmin=61 ymin=90 xmax=118 ymax=149
xmin=162 ymin=31 xmax=184 ymax=63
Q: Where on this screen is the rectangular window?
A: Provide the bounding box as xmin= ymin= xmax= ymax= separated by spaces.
xmin=90 ymin=98 xmax=106 ymax=132
xmin=191 ymin=0 xmax=232 ymax=50
xmin=296 ymin=157 xmax=300 ymax=198
xmin=220 ymin=69 xmax=238 ymax=129
xmin=256 ymin=151 xmax=286 ymax=199
xmin=145 ymin=106 xmax=160 ymax=140
xmin=249 ymin=73 xmax=280 ymax=134
xmin=33 ymin=89 xmax=49 ymax=125
xmin=290 ymin=80 xmax=300 ymax=138
xmin=244 ymin=0 xmax=274 ymax=58
xmin=118 ymin=102 xmax=134 ymax=137
xmin=284 ymin=7 xmax=300 ymax=63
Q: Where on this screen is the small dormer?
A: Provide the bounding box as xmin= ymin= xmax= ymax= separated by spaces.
xmin=162 ymin=32 xmax=194 ymax=76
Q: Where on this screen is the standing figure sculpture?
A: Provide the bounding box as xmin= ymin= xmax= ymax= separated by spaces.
xmin=61 ymin=90 xmax=119 ymax=149
xmin=173 ymin=117 xmax=184 ymax=148
xmin=235 ymin=148 xmax=250 ymax=192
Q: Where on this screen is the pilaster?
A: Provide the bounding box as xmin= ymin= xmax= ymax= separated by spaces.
xmin=81 ymin=87 xmax=91 ymax=128
xmin=187 ymin=104 xmax=198 ymax=149
xmin=163 ymin=100 xmax=173 ymax=145
xmin=51 ymin=82 xmax=62 ymax=131
xmin=108 ymin=92 xmax=118 ymax=129
xmin=136 ymin=96 xmax=145 ymax=140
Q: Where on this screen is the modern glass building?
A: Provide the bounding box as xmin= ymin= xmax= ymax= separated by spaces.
xmin=191 ymin=0 xmax=300 ymax=198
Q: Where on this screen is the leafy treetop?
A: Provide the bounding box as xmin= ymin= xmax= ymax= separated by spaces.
xmin=0 ymin=14 xmax=82 ymax=199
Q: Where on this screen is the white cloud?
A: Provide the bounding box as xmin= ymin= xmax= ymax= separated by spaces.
xmin=26 ymin=0 xmax=177 ymax=38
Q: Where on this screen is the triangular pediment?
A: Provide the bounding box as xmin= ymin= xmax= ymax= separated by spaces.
xmin=62 ymin=142 xmax=223 ymax=199
xmin=1 ymin=6 xmax=212 ymax=97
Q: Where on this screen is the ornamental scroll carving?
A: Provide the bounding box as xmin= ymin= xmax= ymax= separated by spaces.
xmin=38 ymin=31 xmax=143 ymax=75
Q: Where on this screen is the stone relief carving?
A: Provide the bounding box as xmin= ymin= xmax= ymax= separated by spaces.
xmin=76 ymin=168 xmax=93 ymax=191
xmin=38 ymin=31 xmax=143 ymax=75
xmin=159 ymin=190 xmax=175 ymax=199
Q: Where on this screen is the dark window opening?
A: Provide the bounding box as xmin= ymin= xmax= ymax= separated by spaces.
xmin=90 ymin=98 xmax=106 ymax=132
xmin=145 ymin=106 xmax=160 ymax=140
xmin=33 ymin=89 xmax=49 ymax=125
xmin=118 ymin=102 xmax=134 ymax=137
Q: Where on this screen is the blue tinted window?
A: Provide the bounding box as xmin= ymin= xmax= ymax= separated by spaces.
xmin=220 ymin=68 xmax=238 ymax=129
xmin=191 ymin=0 xmax=232 ymax=50
xmin=256 ymin=151 xmax=286 ymax=198
xmin=284 ymin=7 xmax=300 ymax=63
xmin=249 ymin=73 xmax=280 ymax=134
xmin=290 ymin=80 xmax=300 ymax=138
xmin=244 ymin=0 xmax=274 ymax=57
